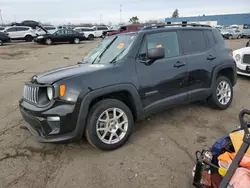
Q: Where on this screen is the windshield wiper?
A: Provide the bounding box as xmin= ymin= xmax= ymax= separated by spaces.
xmin=110 ymin=48 xmax=126 ymax=64
xmin=92 ymin=36 xmax=118 ymax=64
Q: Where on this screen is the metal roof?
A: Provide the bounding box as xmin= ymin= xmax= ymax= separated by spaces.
xmin=165 ymin=13 xmax=250 ymax=25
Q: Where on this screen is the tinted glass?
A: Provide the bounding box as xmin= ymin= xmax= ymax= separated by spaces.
xmin=54 ymin=29 xmax=65 ymax=35
xmin=97 ymin=26 xmax=108 ymax=30
xmin=147 ymin=31 xmax=180 ymax=58
xmin=16 ymin=27 xmax=29 ymax=31
xmin=212 ymin=29 xmax=225 ymax=43
xmin=204 ymin=30 xmax=216 ymax=47
xmin=6 ymin=27 xmax=17 ymax=32
xmin=45 ymin=26 xmax=56 ymax=30
xmin=181 ymin=30 xmax=206 ymax=54
xmin=65 ymin=29 xmax=74 ymax=34
xmin=0 ymin=27 xmax=5 ymax=31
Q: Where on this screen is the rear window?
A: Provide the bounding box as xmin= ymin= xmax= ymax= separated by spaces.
xmin=212 ymin=29 xmax=224 ymax=43
xmin=181 ymin=30 xmax=207 ymax=54
xmin=204 ymin=30 xmax=216 ymax=47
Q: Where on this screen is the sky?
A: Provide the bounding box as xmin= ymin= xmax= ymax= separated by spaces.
xmin=0 ymin=0 xmax=249 ymax=25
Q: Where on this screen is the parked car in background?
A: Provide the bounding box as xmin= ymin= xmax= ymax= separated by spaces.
xmin=34 ymin=28 xmax=85 ymax=45
xmin=103 ymin=24 xmax=144 ymax=37
xmin=0 ymin=32 xmax=10 ymax=45
xmin=36 ymin=25 xmax=57 ymax=36
xmin=20 ymin=24 xmax=236 ymax=150
xmin=233 ymin=47 xmax=250 ymax=76
xmin=91 ymin=25 xmax=109 ymax=38
xmin=242 ymin=29 xmax=250 ymax=38
xmin=0 ymin=26 xmax=5 ymax=31
xmin=74 ymin=27 xmax=95 ymax=40
xmin=11 ymin=20 xmax=40 ymax=29
xmin=4 ymin=26 xmax=36 ymax=42
xmin=221 ymin=29 xmax=242 ymax=39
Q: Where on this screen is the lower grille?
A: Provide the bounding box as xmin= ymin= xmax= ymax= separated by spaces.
xmin=23 ymin=84 xmax=39 ymax=104
xmin=243 ymin=54 xmax=250 ymax=64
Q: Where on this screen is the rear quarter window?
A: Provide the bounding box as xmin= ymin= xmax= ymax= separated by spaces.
xmin=212 ymin=29 xmax=225 ymax=44
xmin=181 ymin=30 xmax=207 ymax=54
xmin=204 ymin=30 xmax=216 ymax=47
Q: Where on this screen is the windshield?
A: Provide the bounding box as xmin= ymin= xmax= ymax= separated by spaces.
xmin=83 ymin=33 xmax=137 ymax=64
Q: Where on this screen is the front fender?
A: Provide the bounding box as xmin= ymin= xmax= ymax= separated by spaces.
xmin=74 ymin=83 xmax=143 ymax=137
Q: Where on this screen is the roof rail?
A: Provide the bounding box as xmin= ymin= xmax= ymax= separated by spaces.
xmin=141 ymin=23 xmax=212 ymax=30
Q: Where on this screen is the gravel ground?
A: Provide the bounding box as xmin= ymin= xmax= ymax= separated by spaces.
xmin=0 ymin=39 xmax=249 ymax=188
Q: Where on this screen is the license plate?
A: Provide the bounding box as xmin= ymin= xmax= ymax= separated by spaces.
xmin=246 ymin=66 xmax=250 ymax=72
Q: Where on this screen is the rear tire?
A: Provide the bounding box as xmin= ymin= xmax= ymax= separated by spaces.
xmin=207 ymin=76 xmax=233 ymax=110
xmin=25 ymin=35 xmax=33 ymax=42
xmin=85 ymin=99 xmax=134 ymax=150
xmin=88 ymin=34 xmax=94 ymax=40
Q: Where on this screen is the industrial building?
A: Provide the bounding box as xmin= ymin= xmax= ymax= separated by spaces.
xmin=165 ymin=13 xmax=250 ymax=28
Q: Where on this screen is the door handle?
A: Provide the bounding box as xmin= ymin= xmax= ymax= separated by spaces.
xmin=174 ymin=61 xmax=186 ymax=68
xmin=207 ymin=55 xmax=216 ymax=61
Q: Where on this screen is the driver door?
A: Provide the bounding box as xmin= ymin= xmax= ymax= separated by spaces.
xmin=136 ymin=31 xmax=188 ymax=112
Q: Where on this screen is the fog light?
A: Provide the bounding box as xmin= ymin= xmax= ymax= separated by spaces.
xmin=47 ymin=117 xmax=60 ymax=135
xmin=47 ymin=117 xmax=60 ymax=121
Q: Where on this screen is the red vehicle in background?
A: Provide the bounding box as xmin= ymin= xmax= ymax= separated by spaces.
xmin=103 ymin=24 xmax=144 ymax=37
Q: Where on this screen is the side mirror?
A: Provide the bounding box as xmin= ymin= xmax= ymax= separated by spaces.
xmin=148 ymin=48 xmax=165 ymax=60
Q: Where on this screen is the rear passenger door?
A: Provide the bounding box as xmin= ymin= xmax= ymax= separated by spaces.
xmin=180 ymin=29 xmax=219 ymax=101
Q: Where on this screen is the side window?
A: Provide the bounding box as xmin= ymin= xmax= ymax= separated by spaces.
xmin=204 ymin=30 xmax=216 ymax=47
xmin=6 ymin=27 xmax=17 ymax=32
xmin=147 ymin=32 xmax=180 ymax=58
xmin=55 ymin=29 xmax=64 ymax=35
xmin=181 ymin=30 xmax=206 ymax=54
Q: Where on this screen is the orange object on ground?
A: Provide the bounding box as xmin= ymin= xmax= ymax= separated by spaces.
xmin=218 ymin=151 xmax=250 ymax=168
xmin=229 ymin=167 xmax=250 ymax=188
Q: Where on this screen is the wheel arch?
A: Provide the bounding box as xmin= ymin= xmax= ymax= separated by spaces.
xmin=75 ymin=84 xmax=143 ymax=137
xmin=212 ymin=63 xmax=237 ymax=88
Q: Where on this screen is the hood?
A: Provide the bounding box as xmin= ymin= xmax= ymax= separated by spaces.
xmin=233 ymin=47 xmax=250 ymax=55
xmin=33 ymin=63 xmax=109 ymax=84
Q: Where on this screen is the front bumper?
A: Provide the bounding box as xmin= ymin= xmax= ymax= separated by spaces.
xmin=236 ymin=61 xmax=250 ymax=76
xmin=19 ymin=99 xmax=82 ymax=142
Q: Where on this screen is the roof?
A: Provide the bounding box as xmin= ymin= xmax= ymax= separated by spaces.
xmin=165 ymin=13 xmax=250 ymax=25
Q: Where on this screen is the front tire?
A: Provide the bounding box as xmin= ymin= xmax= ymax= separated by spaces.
xmin=0 ymin=40 xmax=3 ymax=46
xmin=207 ymin=76 xmax=233 ymax=110
xmin=73 ymin=38 xmax=80 ymax=44
xmin=45 ymin=38 xmax=52 ymax=45
xmin=85 ymin=99 xmax=134 ymax=150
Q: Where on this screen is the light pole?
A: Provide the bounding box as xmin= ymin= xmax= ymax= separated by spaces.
xmin=120 ymin=5 xmax=122 ymax=24
xmin=0 ymin=10 xmax=3 ymax=25
xmin=100 ymin=14 xmax=102 ymax=25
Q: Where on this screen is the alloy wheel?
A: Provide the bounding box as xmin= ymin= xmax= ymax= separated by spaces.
xmin=216 ymin=81 xmax=232 ymax=105
xmin=96 ymin=108 xmax=128 ymax=144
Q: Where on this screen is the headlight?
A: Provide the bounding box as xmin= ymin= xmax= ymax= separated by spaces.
xmin=37 ymin=36 xmax=43 ymax=39
xmin=235 ymin=54 xmax=241 ymax=61
xmin=47 ymin=87 xmax=53 ymax=100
